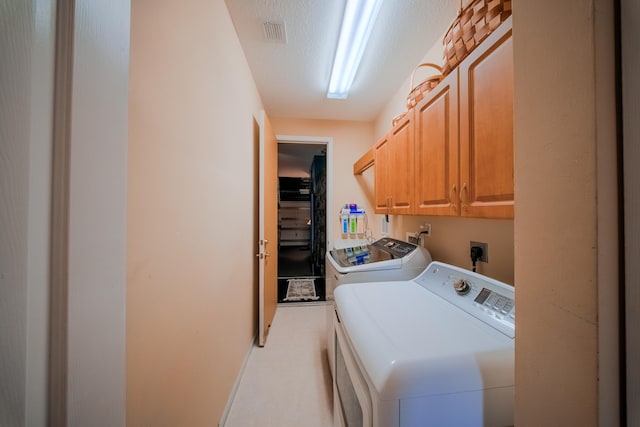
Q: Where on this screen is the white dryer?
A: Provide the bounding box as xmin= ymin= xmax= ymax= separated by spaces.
xmin=332 ymin=262 xmax=515 ymax=426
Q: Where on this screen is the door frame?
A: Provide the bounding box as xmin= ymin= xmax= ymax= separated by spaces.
xmin=621 ymin=0 xmax=639 ymax=423
xmin=276 ymin=135 xmax=334 ymax=252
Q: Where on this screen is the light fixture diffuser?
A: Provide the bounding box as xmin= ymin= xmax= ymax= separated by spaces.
xmin=327 ymin=0 xmax=384 ymax=99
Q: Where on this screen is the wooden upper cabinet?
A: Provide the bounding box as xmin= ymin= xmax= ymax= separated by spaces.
xmin=414 ymin=69 xmax=459 ymax=216
xmin=374 ymin=134 xmax=391 ymax=213
xmin=388 ymin=112 xmax=414 ymax=214
xmin=363 ymin=17 xmax=513 ymax=219
xmin=458 ymin=17 xmax=514 ymax=219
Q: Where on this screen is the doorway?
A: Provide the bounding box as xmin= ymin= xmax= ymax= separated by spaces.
xmin=277 ymin=140 xmax=329 ymax=303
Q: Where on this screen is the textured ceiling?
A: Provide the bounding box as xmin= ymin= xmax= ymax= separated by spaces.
xmin=225 ymin=0 xmax=457 ymax=121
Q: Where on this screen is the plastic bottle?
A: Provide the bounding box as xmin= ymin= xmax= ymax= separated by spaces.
xmin=341 ymin=208 xmax=350 ymax=234
xmin=356 ymin=213 xmax=365 ymax=234
xmin=349 ymin=214 xmax=357 ymax=235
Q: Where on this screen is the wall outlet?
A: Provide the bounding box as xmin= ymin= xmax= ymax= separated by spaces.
xmin=381 ymin=215 xmax=389 ymax=235
xmin=470 ymin=241 xmax=488 ymax=263
xmin=406 ymin=232 xmax=418 ymax=244
xmin=420 ymin=223 xmax=431 ymax=237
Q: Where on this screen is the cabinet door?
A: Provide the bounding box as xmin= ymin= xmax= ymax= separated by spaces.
xmin=414 ymin=70 xmax=459 ymax=216
xmin=459 ymin=20 xmax=514 ymax=219
xmin=373 ymin=134 xmax=391 ymax=213
xmin=388 ymin=112 xmax=414 ymax=214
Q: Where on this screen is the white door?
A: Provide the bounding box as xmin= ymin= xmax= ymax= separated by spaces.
xmin=257 ymin=110 xmax=279 ymax=346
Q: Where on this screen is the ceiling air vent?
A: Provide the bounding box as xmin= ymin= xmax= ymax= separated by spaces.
xmin=262 ymin=21 xmax=287 ymax=43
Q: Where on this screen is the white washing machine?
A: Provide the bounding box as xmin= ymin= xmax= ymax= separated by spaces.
xmin=325 ymin=237 xmax=432 ymax=374
xmin=332 ymin=262 xmax=515 ymax=426
xmin=326 ymin=237 xmax=432 ymax=301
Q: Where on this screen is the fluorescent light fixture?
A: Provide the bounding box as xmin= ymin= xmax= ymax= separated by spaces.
xmin=327 ymin=0 xmax=384 ymax=99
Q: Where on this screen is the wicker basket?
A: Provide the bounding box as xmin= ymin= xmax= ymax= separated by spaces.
xmin=442 ymin=0 xmax=512 ymax=75
xmin=391 ymin=63 xmax=443 ymax=127
xmin=391 ymin=112 xmax=407 ymax=128
xmin=406 ymin=63 xmax=444 ymax=109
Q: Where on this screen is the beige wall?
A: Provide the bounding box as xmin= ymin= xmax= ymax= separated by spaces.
xmin=127 ymin=0 xmax=263 ymax=425
xmin=374 ymin=36 xmax=446 ymax=140
xmin=513 ymin=0 xmax=618 ymax=425
xmin=270 ymin=118 xmax=375 ymax=246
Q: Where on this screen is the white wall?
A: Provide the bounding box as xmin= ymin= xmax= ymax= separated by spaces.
xmin=1 ymin=1 xmax=55 ymax=425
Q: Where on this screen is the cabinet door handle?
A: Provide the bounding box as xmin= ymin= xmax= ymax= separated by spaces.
xmin=450 ymin=184 xmax=458 ymax=212
xmin=264 ymin=252 xmax=271 ymax=258
xmin=460 ymin=183 xmax=468 ymax=210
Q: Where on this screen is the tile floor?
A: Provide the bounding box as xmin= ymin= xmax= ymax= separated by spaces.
xmin=223 ymin=303 xmax=334 ymax=427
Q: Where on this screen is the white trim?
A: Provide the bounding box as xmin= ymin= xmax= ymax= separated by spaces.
xmin=276 ymin=135 xmax=334 ymax=250
xmin=218 ymin=334 xmax=259 ymax=427
xmin=257 ymin=111 xmax=266 ymax=347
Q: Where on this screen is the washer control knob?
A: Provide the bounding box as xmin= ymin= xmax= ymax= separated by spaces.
xmin=453 ymin=279 xmax=471 ymax=295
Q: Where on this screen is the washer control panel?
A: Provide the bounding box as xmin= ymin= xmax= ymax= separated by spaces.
xmin=372 ymin=237 xmax=417 ymax=258
xmin=415 ymin=262 xmax=515 ymax=338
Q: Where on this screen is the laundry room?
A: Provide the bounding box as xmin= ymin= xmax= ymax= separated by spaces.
xmin=5 ymin=0 xmax=627 ymax=426
xmin=125 ymin=0 xmax=620 ymax=423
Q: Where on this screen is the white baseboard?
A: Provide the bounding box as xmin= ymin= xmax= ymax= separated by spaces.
xmin=218 ymin=334 xmax=257 ymax=427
